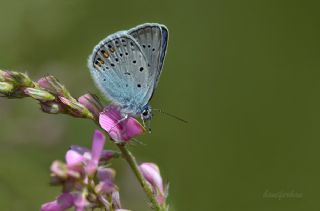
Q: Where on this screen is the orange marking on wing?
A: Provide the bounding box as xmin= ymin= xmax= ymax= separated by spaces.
xmin=97 ymin=58 xmax=104 ymax=65
xmin=103 ymin=52 xmax=109 ymax=58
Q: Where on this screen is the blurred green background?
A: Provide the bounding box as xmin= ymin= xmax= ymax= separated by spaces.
xmin=0 ymin=0 xmax=320 ymax=210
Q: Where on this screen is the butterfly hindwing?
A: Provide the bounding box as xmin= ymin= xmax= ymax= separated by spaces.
xmin=128 ymin=23 xmax=168 ymax=89
xmin=88 ymin=32 xmax=154 ymax=111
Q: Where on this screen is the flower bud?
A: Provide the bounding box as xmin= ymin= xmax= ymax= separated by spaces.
xmin=37 ymin=76 xmax=72 ymax=98
xmin=78 ymin=93 xmax=103 ymax=120
xmin=112 ymin=191 xmax=122 ymax=209
xmin=1 ymin=71 xmax=34 ymax=87
xmin=0 ymin=82 xmax=14 ymax=93
xmin=139 ymin=163 xmax=165 ymax=205
xmin=24 ymin=87 xmax=55 ymax=101
xmin=0 ymin=70 xmax=5 ymax=81
xmin=40 ymin=101 xmax=64 ymax=114
xmin=51 ymin=160 xmax=68 ymax=179
xmin=59 ymin=96 xmax=94 ymax=119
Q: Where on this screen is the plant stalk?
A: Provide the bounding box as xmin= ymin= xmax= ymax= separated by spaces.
xmin=117 ymin=143 xmax=163 ymax=211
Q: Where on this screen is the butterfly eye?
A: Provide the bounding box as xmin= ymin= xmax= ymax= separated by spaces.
xmin=142 ymin=110 xmax=148 ymax=116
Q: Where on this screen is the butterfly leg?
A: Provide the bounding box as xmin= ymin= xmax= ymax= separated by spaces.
xmin=107 ymin=114 xmax=129 ymax=134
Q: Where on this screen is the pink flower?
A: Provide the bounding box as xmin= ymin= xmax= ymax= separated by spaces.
xmin=44 ymin=130 xmax=126 ymax=210
xmin=99 ymin=105 xmax=145 ymax=142
xmin=66 ymin=130 xmax=106 ymax=176
xmin=41 ymin=193 xmax=74 ymax=211
xmin=139 ymin=163 xmax=165 ymax=205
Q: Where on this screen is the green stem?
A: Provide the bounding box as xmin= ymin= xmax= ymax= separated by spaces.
xmin=117 ymin=143 xmax=163 ymax=211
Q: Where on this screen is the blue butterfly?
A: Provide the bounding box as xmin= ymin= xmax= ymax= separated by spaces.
xmin=88 ymin=23 xmax=168 ymax=128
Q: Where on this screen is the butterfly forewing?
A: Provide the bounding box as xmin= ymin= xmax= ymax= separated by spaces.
xmin=128 ymin=23 xmax=168 ymax=89
xmin=88 ymin=32 xmax=153 ymax=112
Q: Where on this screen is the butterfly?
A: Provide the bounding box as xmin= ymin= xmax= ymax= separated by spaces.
xmin=88 ymin=23 xmax=168 ymax=128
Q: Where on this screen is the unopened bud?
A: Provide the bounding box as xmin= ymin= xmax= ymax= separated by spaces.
xmin=2 ymin=71 xmax=34 ymax=87
xmin=24 ymin=87 xmax=55 ymax=101
xmin=0 ymin=82 xmax=14 ymax=93
xmin=51 ymin=160 xmax=68 ymax=179
xmin=40 ymin=101 xmax=64 ymax=114
xmin=78 ymin=93 xmax=103 ymax=120
xmin=59 ymin=96 xmax=94 ymax=119
xmin=139 ymin=163 xmax=165 ymax=205
xmin=37 ymin=76 xmax=72 ymax=98
xmin=0 ymin=70 xmax=5 ymax=81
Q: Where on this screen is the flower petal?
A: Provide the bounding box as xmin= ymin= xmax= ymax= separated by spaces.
xmin=41 ymin=193 xmax=74 ymax=211
xmin=50 ymin=161 xmax=68 ymax=179
xmin=65 ymin=150 xmax=84 ymax=167
xmin=41 ymin=200 xmax=62 ymax=211
xmin=73 ymin=193 xmax=88 ymax=211
xmin=100 ymin=150 xmax=118 ymax=161
xmin=121 ymin=117 xmax=145 ymax=141
xmin=91 ymin=130 xmax=106 ymax=162
xmin=85 ymin=130 xmax=106 ymax=175
xmin=57 ymin=193 xmax=74 ymax=209
xmin=99 ymin=105 xmax=145 ymax=141
xmin=97 ymin=168 xmax=115 ymax=181
xmin=69 ymin=145 xmax=90 ymax=155
xmin=95 ymin=181 xmax=116 ymax=194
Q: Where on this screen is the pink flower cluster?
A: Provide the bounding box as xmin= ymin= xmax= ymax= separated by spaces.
xmin=41 ymin=130 xmax=126 ymax=211
xmin=42 ymin=106 xmax=166 ymax=210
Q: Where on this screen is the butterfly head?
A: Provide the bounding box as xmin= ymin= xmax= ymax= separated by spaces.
xmin=140 ymin=105 xmax=152 ymax=132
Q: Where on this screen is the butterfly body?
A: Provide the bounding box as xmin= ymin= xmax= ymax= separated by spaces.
xmin=88 ymin=23 xmax=168 ymax=122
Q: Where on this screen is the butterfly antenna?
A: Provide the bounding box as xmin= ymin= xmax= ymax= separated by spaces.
xmin=130 ymin=138 xmax=146 ymax=146
xmin=153 ymin=109 xmax=188 ymax=123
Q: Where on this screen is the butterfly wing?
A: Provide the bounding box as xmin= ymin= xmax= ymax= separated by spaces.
xmin=128 ymin=23 xmax=168 ymax=89
xmin=88 ymin=32 xmax=154 ymax=114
